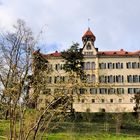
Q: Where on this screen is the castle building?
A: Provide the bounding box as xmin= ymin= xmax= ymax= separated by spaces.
xmin=36 ymin=28 xmax=140 ymax=112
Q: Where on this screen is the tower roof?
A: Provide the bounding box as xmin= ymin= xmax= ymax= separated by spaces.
xmin=82 ymin=28 xmax=96 ymax=42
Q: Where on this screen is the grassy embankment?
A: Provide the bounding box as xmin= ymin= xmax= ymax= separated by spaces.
xmin=0 ymin=113 xmax=140 ymax=139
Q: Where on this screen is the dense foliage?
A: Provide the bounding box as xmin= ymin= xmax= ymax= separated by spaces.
xmin=61 ymin=43 xmax=85 ymax=77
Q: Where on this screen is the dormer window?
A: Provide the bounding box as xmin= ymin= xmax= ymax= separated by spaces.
xmin=86 ymin=43 xmax=91 ymax=50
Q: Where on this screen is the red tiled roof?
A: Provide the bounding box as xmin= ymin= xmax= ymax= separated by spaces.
xmin=98 ymin=49 xmax=140 ymax=56
xmin=33 ymin=49 xmax=140 ymax=58
xmin=42 ymin=51 xmax=61 ymax=58
xmin=82 ymin=28 xmax=96 ymax=41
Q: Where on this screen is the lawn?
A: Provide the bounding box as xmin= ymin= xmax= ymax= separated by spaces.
xmin=0 ymin=114 xmax=140 ymax=140
xmin=0 ymin=136 xmax=6 ymax=140
xmin=44 ymin=132 xmax=140 ymax=140
xmin=0 ymin=120 xmax=9 ymax=138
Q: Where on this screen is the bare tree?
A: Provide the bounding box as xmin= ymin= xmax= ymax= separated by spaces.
xmin=0 ymin=21 xmax=86 ymax=139
xmin=24 ymin=48 xmax=83 ymax=140
xmin=0 ymin=19 xmax=36 ymax=140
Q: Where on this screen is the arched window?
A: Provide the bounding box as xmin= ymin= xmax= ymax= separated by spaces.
xmin=91 ymin=74 xmax=96 ymax=82
xmin=126 ymin=62 xmax=131 ymax=69
xmin=86 ymin=74 xmax=90 ymax=83
xmin=108 ymin=62 xmax=113 ymax=69
xmin=86 ymin=43 xmax=91 ymax=50
xmin=91 ymin=62 xmax=95 ymax=70
xmin=116 ymin=62 xmax=121 ymax=69
xmin=86 ymin=62 xmax=90 ymax=70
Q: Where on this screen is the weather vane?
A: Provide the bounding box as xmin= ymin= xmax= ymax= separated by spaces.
xmin=88 ymin=18 xmax=90 ymax=29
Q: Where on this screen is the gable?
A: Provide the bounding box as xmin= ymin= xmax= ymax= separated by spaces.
xmin=82 ymin=41 xmax=97 ymax=56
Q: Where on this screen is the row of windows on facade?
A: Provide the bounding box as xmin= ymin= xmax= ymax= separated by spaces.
xmin=53 ymin=62 xmax=140 ymax=71
xmin=38 ymin=98 xmax=134 ymax=105
xmin=46 ymin=75 xmax=140 ymax=84
xmin=46 ymin=76 xmax=68 ymax=83
xmin=99 ymin=75 xmax=140 ymax=83
xmin=79 ymin=98 xmax=134 ymax=104
xmin=42 ymin=88 xmax=140 ymax=95
xmin=79 ymin=88 xmax=140 ymax=94
xmin=99 ymin=62 xmax=140 ymax=69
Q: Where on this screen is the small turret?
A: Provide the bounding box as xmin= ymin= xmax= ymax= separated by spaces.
xmin=82 ymin=28 xmax=96 ymax=45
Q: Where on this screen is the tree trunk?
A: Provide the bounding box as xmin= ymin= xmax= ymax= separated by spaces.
xmin=5 ymin=110 xmax=9 ymax=120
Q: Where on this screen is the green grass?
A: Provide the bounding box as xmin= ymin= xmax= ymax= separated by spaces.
xmin=0 ymin=132 xmax=139 ymax=140
xmin=44 ymin=133 xmax=140 ymax=140
xmin=0 ymin=120 xmax=9 ymax=136
xmin=0 ymin=136 xmax=6 ymax=140
xmin=0 ymin=117 xmax=140 ymax=140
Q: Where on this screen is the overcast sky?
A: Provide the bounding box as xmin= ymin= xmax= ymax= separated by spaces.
xmin=0 ymin=0 xmax=140 ymax=53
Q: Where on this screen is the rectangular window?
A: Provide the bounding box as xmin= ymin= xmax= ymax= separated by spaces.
xmin=128 ymin=88 xmax=140 ymax=94
xmin=81 ymin=99 xmax=85 ymax=103
xmin=108 ymin=75 xmax=114 ymax=83
xmin=99 ymin=75 xmax=106 ymax=83
xmin=118 ymin=99 xmax=122 ymax=103
xmin=128 ymin=88 xmax=133 ymax=94
xmin=108 ymin=88 xmax=115 ymax=94
xmin=92 ymin=99 xmax=95 ymax=103
xmin=133 ymin=75 xmax=139 ymax=83
xmin=132 ymin=62 xmax=138 ymax=69
xmin=134 ymin=88 xmax=140 ymax=94
xmin=110 ymin=99 xmax=113 ymax=103
xmin=99 ymin=88 xmax=107 ymax=94
xmin=99 ymin=63 xmax=106 ymax=69
xmin=79 ymin=88 xmax=86 ymax=94
xmin=90 ymin=88 xmax=97 ymax=94
xmin=101 ymin=99 xmax=105 ymax=103
xmin=117 ymin=88 xmax=124 ymax=94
